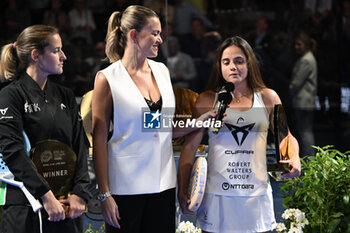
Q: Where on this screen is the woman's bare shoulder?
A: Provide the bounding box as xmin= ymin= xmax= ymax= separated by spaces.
xmin=260 ymin=88 xmax=281 ymax=106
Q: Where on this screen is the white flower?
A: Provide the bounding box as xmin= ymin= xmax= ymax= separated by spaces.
xmin=279 ymin=208 xmax=308 ymax=233
xmin=176 ymin=221 xmax=201 ymax=233
xmin=275 ymin=223 xmax=287 ymax=232
xmin=288 ymin=225 xmax=303 ymax=233
xmin=294 ymin=210 xmax=306 ymax=222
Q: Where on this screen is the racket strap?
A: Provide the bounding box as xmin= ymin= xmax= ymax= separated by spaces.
xmin=0 ymin=181 xmax=7 ymax=205
xmin=0 ymin=181 xmax=7 ymax=206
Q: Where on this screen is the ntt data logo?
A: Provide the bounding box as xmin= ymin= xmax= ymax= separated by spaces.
xmin=143 ymin=110 xmax=162 ymax=129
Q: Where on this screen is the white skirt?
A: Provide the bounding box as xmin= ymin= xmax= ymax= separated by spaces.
xmin=196 ymin=191 xmax=276 ymax=233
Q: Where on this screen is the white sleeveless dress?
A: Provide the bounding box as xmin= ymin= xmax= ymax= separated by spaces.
xmin=196 ymin=92 xmax=276 ymax=233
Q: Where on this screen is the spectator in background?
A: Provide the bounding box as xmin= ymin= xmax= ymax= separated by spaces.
xmin=304 ymin=0 xmax=333 ymax=42
xmin=290 ymin=33 xmax=317 ymax=157
xmin=173 ymin=0 xmax=212 ymax=39
xmin=186 ymin=0 xmax=207 ymax=14
xmin=167 ymin=36 xmax=197 ymax=89
xmin=85 ymin=41 xmax=109 ymax=80
xmin=191 ymin=31 xmax=222 ymax=93
xmin=27 ymin=0 xmax=49 ymax=24
xmin=246 ymin=16 xmax=275 ymax=90
xmin=68 ymin=0 xmax=96 ymax=45
xmin=246 ymin=16 xmax=273 ymax=59
xmin=181 ymin=18 xmax=207 ymax=60
xmin=304 ymin=0 xmax=338 ymax=122
xmin=254 ymin=16 xmax=272 ymax=50
xmin=4 ymin=0 xmax=31 ymax=41
xmin=63 ymin=48 xmax=93 ymax=97
xmin=144 ymin=0 xmax=175 ymax=24
xmin=43 ymin=0 xmax=70 ymax=41
xmin=154 ymin=22 xmax=174 ymax=64
xmin=269 ymin=31 xmax=294 ymax=117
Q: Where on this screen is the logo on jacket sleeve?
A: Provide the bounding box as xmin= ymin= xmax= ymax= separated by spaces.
xmin=0 ymin=108 xmax=8 ymax=115
xmin=0 ymin=107 xmax=13 ymax=120
xmin=143 ymin=110 xmax=161 ymax=129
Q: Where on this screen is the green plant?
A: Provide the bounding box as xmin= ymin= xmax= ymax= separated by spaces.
xmin=84 ymin=223 xmax=105 ymax=233
xmin=281 ymin=146 xmax=350 ymax=233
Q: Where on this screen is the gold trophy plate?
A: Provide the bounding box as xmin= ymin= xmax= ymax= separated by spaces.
xmin=31 ymin=140 xmax=77 ymax=198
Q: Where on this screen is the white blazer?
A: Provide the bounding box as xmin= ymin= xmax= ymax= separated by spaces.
xmin=98 ymin=59 xmax=176 ymax=195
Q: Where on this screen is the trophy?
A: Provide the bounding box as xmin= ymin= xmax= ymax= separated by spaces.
xmin=267 ymin=104 xmax=291 ymax=180
xmin=31 ymin=140 xmax=77 ymax=198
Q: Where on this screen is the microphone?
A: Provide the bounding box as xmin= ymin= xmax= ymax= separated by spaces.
xmin=212 ymin=82 xmax=234 ymax=134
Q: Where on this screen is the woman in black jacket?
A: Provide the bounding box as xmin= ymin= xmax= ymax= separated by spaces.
xmin=0 ymin=25 xmax=91 ymax=233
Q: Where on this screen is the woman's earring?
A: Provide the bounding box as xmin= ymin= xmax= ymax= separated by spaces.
xmin=133 ymin=40 xmax=138 ymax=66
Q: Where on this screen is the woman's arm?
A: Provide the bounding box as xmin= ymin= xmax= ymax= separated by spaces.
xmin=92 ymin=72 xmax=121 ymax=229
xmin=62 ymin=88 xmax=91 ymax=218
xmin=92 ymin=72 xmax=112 ymax=196
xmin=177 ymin=91 xmax=214 ymax=214
xmin=172 ymin=109 xmax=217 ymax=139
xmin=261 ymin=88 xmax=301 ymax=178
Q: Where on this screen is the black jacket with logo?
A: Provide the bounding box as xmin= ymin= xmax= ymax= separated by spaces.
xmin=0 ymin=73 xmax=91 ymax=205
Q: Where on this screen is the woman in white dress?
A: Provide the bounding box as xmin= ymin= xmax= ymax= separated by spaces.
xmin=178 ymin=36 xmax=301 ymax=233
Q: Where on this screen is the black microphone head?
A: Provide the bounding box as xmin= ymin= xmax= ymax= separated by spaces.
xmin=224 ymin=82 xmax=235 ymax=93
xmin=218 ymin=82 xmax=234 ymax=104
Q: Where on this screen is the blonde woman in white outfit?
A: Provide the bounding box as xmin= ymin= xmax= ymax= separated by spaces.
xmin=178 ymin=36 xmax=302 ymax=233
xmin=92 ymin=5 xmax=215 ymax=233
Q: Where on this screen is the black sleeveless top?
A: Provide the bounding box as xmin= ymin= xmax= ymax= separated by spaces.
xmin=144 ymin=96 xmax=162 ymax=112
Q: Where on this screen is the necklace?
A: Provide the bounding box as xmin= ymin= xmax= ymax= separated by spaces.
xmin=233 ymin=91 xmax=251 ymax=103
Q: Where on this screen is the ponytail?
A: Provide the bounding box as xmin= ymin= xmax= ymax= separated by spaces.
xmin=0 ymin=43 xmax=19 ymax=80
xmin=105 ymin=5 xmax=158 ymax=63
xmin=105 ymin=11 xmax=126 ymax=63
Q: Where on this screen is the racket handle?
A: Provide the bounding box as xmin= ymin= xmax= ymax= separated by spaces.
xmin=21 ymin=185 xmax=42 ymax=213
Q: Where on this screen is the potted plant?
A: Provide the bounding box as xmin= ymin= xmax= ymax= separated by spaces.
xmin=280 ymin=146 xmax=350 ymax=233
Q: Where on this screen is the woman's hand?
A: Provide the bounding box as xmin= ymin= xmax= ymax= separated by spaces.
xmin=59 ymin=194 xmax=86 ymax=219
xmin=280 ymin=156 xmax=301 ymax=178
xmin=281 ymin=134 xmax=301 ymax=179
xmin=101 ymin=197 xmax=121 ymax=229
xmin=196 ymin=109 xmax=217 ymax=123
xmin=41 ymin=191 xmax=65 ymax=222
xmin=178 ymin=191 xmax=195 ymax=215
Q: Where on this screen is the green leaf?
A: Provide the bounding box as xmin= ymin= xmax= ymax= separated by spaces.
xmin=282 ymin=196 xmax=293 ymax=208
xmin=332 ymin=212 xmax=344 ymax=218
xmin=328 ymin=218 xmax=341 ymax=232
xmin=344 ymin=195 xmax=350 ymax=205
xmin=346 ymin=225 xmax=350 ymax=233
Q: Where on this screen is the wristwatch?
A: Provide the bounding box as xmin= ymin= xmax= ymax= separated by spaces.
xmin=97 ymin=191 xmax=111 ymax=202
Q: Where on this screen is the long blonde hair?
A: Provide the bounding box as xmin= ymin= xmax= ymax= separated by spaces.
xmin=105 ymin=5 xmax=158 ymax=63
xmin=0 ymin=25 xmax=59 ymax=80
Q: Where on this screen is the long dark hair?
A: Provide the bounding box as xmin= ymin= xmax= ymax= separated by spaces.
xmin=206 ymin=36 xmax=266 ymax=92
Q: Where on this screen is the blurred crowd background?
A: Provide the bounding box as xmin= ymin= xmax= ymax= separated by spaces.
xmin=1 ymin=0 xmax=350 ymax=151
